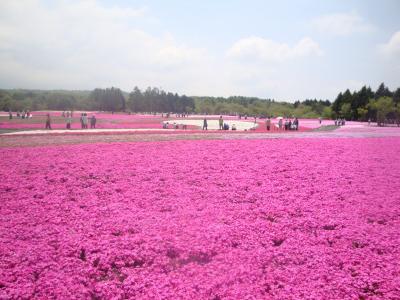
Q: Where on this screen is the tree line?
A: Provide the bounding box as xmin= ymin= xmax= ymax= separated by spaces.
xmin=1 ymin=83 xmax=399 ymax=123
xmin=332 ymin=83 xmax=400 ymax=124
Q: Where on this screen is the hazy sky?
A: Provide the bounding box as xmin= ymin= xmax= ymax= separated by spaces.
xmin=0 ymin=0 xmax=399 ymax=101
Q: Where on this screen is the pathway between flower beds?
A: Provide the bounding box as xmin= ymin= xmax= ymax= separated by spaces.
xmin=1 ymin=138 xmax=400 ymax=299
xmin=1 ymin=128 xmax=173 ymax=135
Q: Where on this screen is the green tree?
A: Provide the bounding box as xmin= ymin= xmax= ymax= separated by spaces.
xmin=357 ymin=107 xmax=368 ymax=121
xmin=322 ymin=106 xmax=333 ymax=119
xmin=340 ymin=103 xmax=351 ymax=119
xmin=393 ymin=88 xmax=400 ymax=105
xmin=368 ymin=97 xmax=395 ymax=126
xmin=375 ymin=83 xmax=392 ymax=99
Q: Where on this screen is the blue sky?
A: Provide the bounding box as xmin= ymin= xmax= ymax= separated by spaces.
xmin=0 ymin=0 xmax=399 ymax=101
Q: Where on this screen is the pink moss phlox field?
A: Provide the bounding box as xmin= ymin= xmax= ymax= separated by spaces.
xmin=1 ymin=138 xmax=400 ymax=299
xmin=1 ymin=112 xmax=337 ymax=131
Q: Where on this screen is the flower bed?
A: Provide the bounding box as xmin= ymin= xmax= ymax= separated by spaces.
xmin=2 ymin=113 xmax=339 ymax=131
xmin=1 ymin=138 xmax=400 ymax=299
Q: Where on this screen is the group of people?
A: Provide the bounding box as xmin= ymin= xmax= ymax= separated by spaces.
xmin=44 ymin=111 xmax=97 ymax=130
xmin=267 ymin=117 xmax=299 ymax=131
xmin=161 ymin=112 xmax=189 ymax=118
xmin=334 ymin=118 xmax=346 ymax=126
xmin=8 ymin=110 xmax=32 ymax=119
xmin=217 ymin=116 xmax=237 ymax=131
xmin=162 ymin=122 xmax=188 ymax=129
xmin=200 ymin=117 xmax=236 ymax=131
xmin=79 ymin=113 xmax=97 ymax=129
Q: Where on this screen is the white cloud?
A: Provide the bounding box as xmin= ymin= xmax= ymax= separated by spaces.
xmin=0 ymin=1 xmax=391 ymax=101
xmin=311 ymin=12 xmax=374 ymax=36
xmin=226 ymin=36 xmax=323 ymax=63
xmin=0 ymin=0 xmax=210 ymax=92
xmin=379 ymin=31 xmax=400 ymax=57
xmin=153 ymin=45 xmax=207 ymax=68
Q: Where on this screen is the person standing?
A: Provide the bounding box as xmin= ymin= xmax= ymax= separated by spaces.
xmin=203 ymin=118 xmax=208 ymax=130
xmin=278 ymin=118 xmax=283 ymax=130
xmin=45 ymin=113 xmax=52 ymax=129
xmin=219 ymin=116 xmax=223 ymax=130
xmin=90 ymin=115 xmax=96 ymax=129
xmin=66 ymin=115 xmax=72 ymax=129
xmin=8 ymin=111 xmax=12 ymax=119
xmin=294 ymin=117 xmax=299 ymax=130
xmin=266 ymin=117 xmax=271 ymax=131
xmin=83 ymin=113 xmax=88 ymax=129
xmin=80 ymin=113 xmax=84 ymax=129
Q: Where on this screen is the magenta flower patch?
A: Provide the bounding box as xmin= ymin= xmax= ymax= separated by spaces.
xmin=0 ymin=138 xmax=399 ymax=299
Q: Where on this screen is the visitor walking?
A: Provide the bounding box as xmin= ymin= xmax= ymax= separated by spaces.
xmin=203 ymin=118 xmax=208 ymax=130
xmin=219 ymin=116 xmax=223 ymax=130
xmin=45 ymin=113 xmax=52 ymax=129
xmin=278 ymin=118 xmax=283 ymax=130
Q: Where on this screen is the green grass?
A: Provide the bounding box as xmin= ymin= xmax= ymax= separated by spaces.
xmin=312 ymin=125 xmax=340 ymax=132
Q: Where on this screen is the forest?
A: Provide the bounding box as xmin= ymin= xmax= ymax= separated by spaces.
xmin=1 ymin=83 xmax=399 ymax=123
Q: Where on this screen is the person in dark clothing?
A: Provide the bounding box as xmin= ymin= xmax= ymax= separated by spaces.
xmin=203 ymin=118 xmax=208 ymax=130
xmin=266 ymin=117 xmax=271 ymax=131
xmin=45 ymin=114 xmax=52 ymax=129
xmin=284 ymin=118 xmax=289 ymax=130
xmin=80 ymin=113 xmax=84 ymax=129
xmin=90 ymin=115 xmax=96 ymax=129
